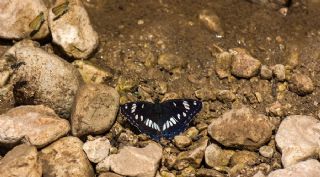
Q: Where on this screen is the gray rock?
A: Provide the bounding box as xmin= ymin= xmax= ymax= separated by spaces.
xmin=40 ymin=136 xmax=94 ymax=177
xmin=275 ymin=115 xmax=320 ymax=167
xmin=0 ymin=105 xmax=70 ymax=147
xmin=0 ymin=0 xmax=49 ymax=40
xmin=48 ymin=0 xmax=99 ymax=59
xmin=205 ymin=143 xmax=234 ymax=168
xmin=208 ymin=107 xmax=273 ymax=150
xmin=8 ymin=41 xmax=83 ymax=118
xmin=107 ymin=142 xmax=162 ymax=177
xmin=174 ymin=135 xmax=192 ymax=149
xmin=259 ymin=146 xmax=274 ymax=158
xmin=176 ymin=137 xmax=208 ymax=169
xmin=260 ymin=65 xmax=273 ymax=80
xmin=158 ymin=53 xmax=186 ymax=71
xmin=71 ymin=84 xmax=119 ymax=137
xmin=0 ymin=144 xmax=41 ymax=177
xmin=272 ymin=64 xmax=286 ymax=81
xmin=231 ymin=48 xmax=261 ymax=79
xmin=83 ymin=136 xmax=111 ymax=163
xmin=289 ymin=73 xmax=314 ymax=96
xmin=199 ymin=10 xmax=224 ymax=38
xmin=267 ymin=159 xmax=320 ymax=177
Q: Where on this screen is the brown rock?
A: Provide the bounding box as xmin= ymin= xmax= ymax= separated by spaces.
xmin=208 ymin=107 xmax=273 ymax=150
xmin=230 ymin=151 xmax=259 ymax=166
xmin=260 ymin=65 xmax=273 ymax=80
xmin=0 ymin=105 xmax=70 ymax=147
xmin=10 ymin=42 xmax=83 ymax=118
xmin=71 ymin=84 xmax=119 ymax=137
xmin=0 ymin=144 xmax=41 ymax=177
xmin=205 ymin=143 xmax=234 ymax=168
xmin=98 ymin=172 xmax=123 ymax=177
xmin=40 ymin=136 xmax=94 ymax=177
xmin=158 ymin=53 xmax=186 ymax=71
xmin=231 ymin=48 xmax=261 ymax=79
xmin=289 ymin=73 xmax=314 ymax=96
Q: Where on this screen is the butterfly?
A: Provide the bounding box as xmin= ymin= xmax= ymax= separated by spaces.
xmin=120 ymin=99 xmax=202 ymax=141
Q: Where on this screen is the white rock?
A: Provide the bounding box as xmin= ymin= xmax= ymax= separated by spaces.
xmin=268 ymin=159 xmax=320 ymax=177
xmin=0 ymin=105 xmax=70 ymax=147
xmin=0 ymin=0 xmax=49 ymax=40
xmin=48 ymin=0 xmax=99 ymax=59
xmin=275 ymin=115 xmax=320 ymax=167
xmin=0 ymin=144 xmax=42 ymax=177
xmin=108 ymin=142 xmax=162 ymax=177
xmin=83 ymin=137 xmax=111 ymax=163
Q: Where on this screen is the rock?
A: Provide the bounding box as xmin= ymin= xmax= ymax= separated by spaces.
xmin=98 ymin=172 xmax=123 ymax=177
xmin=0 ymin=70 xmax=10 ymax=87
xmin=40 ymin=136 xmax=94 ymax=177
xmin=96 ymin=157 xmax=111 ymax=173
xmin=0 ymin=0 xmax=49 ymax=40
xmin=108 ymin=142 xmax=162 ymax=177
xmin=205 ymin=143 xmax=234 ymax=168
xmin=199 ymin=10 xmax=224 ymax=38
xmin=253 ymin=171 xmax=266 ymax=177
xmin=71 ymin=84 xmax=119 ymax=137
xmin=83 ymin=136 xmax=111 ymax=163
xmin=158 ymin=53 xmax=186 ymax=71
xmin=272 ymin=64 xmax=286 ymax=81
xmin=0 ymin=105 xmax=70 ymax=147
xmin=275 ymin=115 xmax=320 ymax=167
xmin=72 ymin=60 xmax=112 ymax=84
xmin=184 ymin=127 xmax=199 ymax=139
xmin=7 ymin=41 xmax=83 ymax=118
xmin=217 ymin=90 xmax=236 ymax=103
xmin=176 ymin=137 xmax=208 ymax=169
xmin=195 ymin=87 xmax=217 ymax=101
xmin=214 ymin=51 xmax=232 ymax=79
xmin=196 ymin=168 xmax=225 ymax=177
xmin=174 ymin=135 xmax=192 ymax=149
xmin=208 ymin=107 xmax=273 ymax=150
xmin=230 ymin=151 xmax=259 ymax=167
xmin=266 ymin=101 xmax=290 ymax=117
xmin=289 ymin=73 xmax=314 ymax=96
xmin=267 ymin=159 xmax=320 ymax=177
xmin=48 ymin=0 xmax=99 ymax=59
xmin=259 ymin=146 xmax=274 ymax=158
xmin=230 ymin=48 xmax=261 ymax=79
xmin=160 ymin=171 xmax=175 ymax=177
xmin=260 ymin=65 xmax=273 ymax=80
xmin=0 ymin=144 xmax=41 ymax=177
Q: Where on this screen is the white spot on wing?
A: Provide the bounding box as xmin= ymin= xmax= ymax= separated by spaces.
xmin=170 ymin=117 xmax=176 ymax=124
xmin=183 ymin=101 xmax=190 ymax=110
xmin=177 ymin=114 xmax=181 ymax=119
xmin=169 ymin=121 xmax=173 ymax=126
xmin=142 ymin=104 xmax=144 ymax=108
xmin=173 ymin=102 xmax=176 ymax=107
xmin=183 ymin=112 xmax=186 ymax=117
xmin=145 ymin=119 xmax=149 ymax=126
xmin=193 ymin=101 xmax=197 ymax=105
xmin=135 ymin=115 xmax=138 ymax=119
xmin=125 ymin=105 xmax=128 ymax=109
xmin=166 ymin=121 xmax=170 ymax=129
xmin=140 ymin=115 xmax=143 ymax=121
xmin=163 ymin=123 xmax=167 ymax=131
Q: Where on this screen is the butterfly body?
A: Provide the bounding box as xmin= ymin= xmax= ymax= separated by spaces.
xmin=121 ymin=99 xmax=202 ymax=141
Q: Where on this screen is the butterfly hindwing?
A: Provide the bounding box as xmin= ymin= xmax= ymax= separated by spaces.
xmin=160 ymin=99 xmax=202 ymax=139
xmin=120 ymin=101 xmax=162 ymax=141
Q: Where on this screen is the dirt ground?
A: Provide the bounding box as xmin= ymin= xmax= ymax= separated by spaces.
xmin=81 ymin=0 xmax=320 ymax=117
xmin=1 ymin=0 xmax=320 ymax=176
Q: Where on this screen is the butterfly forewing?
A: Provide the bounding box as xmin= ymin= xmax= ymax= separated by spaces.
xmin=160 ymin=99 xmax=202 ymax=139
xmin=120 ymin=101 xmax=162 ymax=141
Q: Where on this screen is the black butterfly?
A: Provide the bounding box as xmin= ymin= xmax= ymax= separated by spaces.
xmin=120 ymin=99 xmax=202 ymax=141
